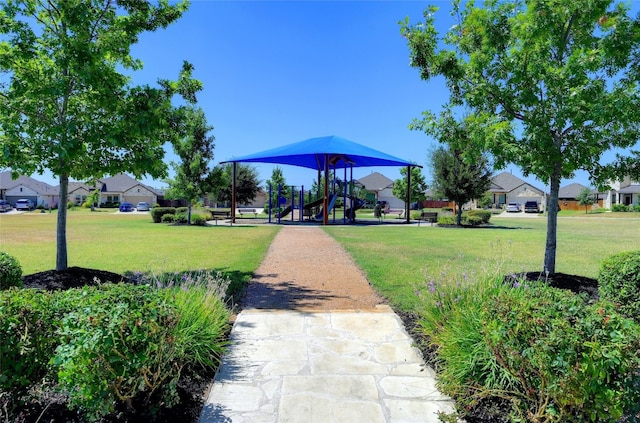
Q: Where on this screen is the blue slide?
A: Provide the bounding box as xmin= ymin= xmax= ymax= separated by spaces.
xmin=314 ymin=194 xmax=338 ymax=221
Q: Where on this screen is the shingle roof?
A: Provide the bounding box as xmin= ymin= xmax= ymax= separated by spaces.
xmin=355 ymin=172 xmax=394 ymax=191
xmin=98 ymin=174 xmax=159 ymax=194
xmin=492 ymin=171 xmax=544 ymax=193
xmin=0 ymin=171 xmax=56 ymax=195
xmin=558 ymin=183 xmax=591 ymax=199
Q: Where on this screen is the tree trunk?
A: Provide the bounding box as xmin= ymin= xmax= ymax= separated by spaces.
xmin=456 ymin=202 xmax=463 ymax=226
xmin=56 ymin=173 xmax=69 ymax=271
xmin=544 ymin=169 xmax=561 ymax=275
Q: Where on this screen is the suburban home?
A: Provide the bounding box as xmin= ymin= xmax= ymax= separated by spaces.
xmin=557 ymin=182 xmax=603 ymax=211
xmin=67 ymin=173 xmax=161 ymax=207
xmin=0 ymin=171 xmax=58 ymax=208
xmin=355 ymin=172 xmax=405 ymax=209
xmin=600 ymin=176 xmax=640 ymax=209
xmin=488 ymin=172 xmax=546 ymax=210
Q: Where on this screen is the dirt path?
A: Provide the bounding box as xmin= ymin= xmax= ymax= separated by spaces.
xmin=241 ymin=226 xmax=385 ymax=310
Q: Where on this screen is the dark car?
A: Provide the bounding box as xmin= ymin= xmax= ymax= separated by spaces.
xmin=524 ymin=201 xmax=540 ymax=213
xmin=0 ymin=200 xmax=12 ymax=212
xmin=119 ymin=202 xmax=134 ymax=212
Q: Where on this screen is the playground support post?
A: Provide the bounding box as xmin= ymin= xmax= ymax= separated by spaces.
xmin=268 ymin=184 xmax=272 ymax=224
xmin=405 ymin=164 xmax=411 ymax=224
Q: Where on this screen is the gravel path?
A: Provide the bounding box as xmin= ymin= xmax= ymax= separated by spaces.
xmin=241 ymin=226 xmax=385 ymax=310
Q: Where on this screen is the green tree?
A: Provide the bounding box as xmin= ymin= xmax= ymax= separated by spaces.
xmin=577 ymin=187 xmax=595 ymax=214
xmin=402 ymin=0 xmax=640 ymax=273
xmin=215 ymin=163 xmax=261 ymax=206
xmin=0 ymin=1 xmax=198 ymax=270
xmin=82 ymin=189 xmax=100 ymax=209
xmin=265 ymin=167 xmax=288 ymax=213
xmin=165 ymin=107 xmax=222 ymax=224
xmin=392 ymin=166 xmax=428 ymax=209
xmin=430 ymin=144 xmax=492 ymax=226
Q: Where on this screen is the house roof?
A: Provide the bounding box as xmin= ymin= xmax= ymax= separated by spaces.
xmin=558 ymin=183 xmax=591 ymax=199
xmin=98 ymin=174 xmax=159 ymax=194
xmin=491 ymin=171 xmax=544 ymax=194
xmin=618 ymin=184 xmax=640 ymax=194
xmin=0 ymin=171 xmax=56 ymax=195
xmin=355 ymin=172 xmax=394 ymax=191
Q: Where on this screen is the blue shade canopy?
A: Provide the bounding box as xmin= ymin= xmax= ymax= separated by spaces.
xmin=223 ymin=135 xmax=417 ymax=170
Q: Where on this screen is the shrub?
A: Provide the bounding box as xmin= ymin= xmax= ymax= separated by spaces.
xmin=599 ymin=250 xmax=640 ymax=322
xmin=0 ymin=251 xmax=22 ymax=290
xmin=612 ymin=204 xmax=630 ymax=212
xmin=53 ymin=284 xmax=183 ymax=422
xmin=632 ymin=204 xmax=640 ymax=212
xmin=150 ymin=207 xmax=176 ymax=223
xmin=67 ymin=201 xmax=74 ymax=209
xmin=174 ymin=212 xmax=188 ymax=224
xmin=176 ymin=207 xmax=189 ymax=215
xmin=462 ymin=214 xmax=484 ymax=226
xmin=465 ymin=209 xmax=491 ymax=224
xmin=161 ymin=214 xmax=175 ymax=223
xmin=418 ymin=274 xmax=640 ymax=422
xmin=437 ymin=215 xmax=455 ymax=225
xmin=191 ymin=214 xmax=207 ymax=226
xmin=0 ymin=289 xmax=61 ymax=400
xmin=441 ymin=207 xmax=454 ymax=214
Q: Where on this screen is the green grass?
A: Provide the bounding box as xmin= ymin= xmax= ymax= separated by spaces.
xmin=0 ymin=211 xmax=279 ymax=278
xmin=324 ymin=215 xmax=640 ymax=311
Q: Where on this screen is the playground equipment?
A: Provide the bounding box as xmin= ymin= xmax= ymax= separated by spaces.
xmin=313 ymin=194 xmax=338 ymax=221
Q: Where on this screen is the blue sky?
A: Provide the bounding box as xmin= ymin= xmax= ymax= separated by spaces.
xmin=33 ymin=0 xmax=639 ymax=192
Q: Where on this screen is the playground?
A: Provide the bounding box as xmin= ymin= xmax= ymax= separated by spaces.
xmin=222 ymin=135 xmax=419 ymax=225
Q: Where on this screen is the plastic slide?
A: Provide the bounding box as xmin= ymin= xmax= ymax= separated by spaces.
xmin=276 ymin=204 xmax=292 ymax=218
xmin=314 ymin=194 xmax=338 ymax=221
xmin=344 ymin=197 xmax=366 ymax=220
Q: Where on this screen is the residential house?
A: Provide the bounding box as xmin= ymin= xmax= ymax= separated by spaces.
xmin=0 ymin=171 xmax=58 ymax=208
xmin=601 ymin=176 xmax=640 ymax=209
xmin=558 ymin=183 xmax=603 ymax=211
xmin=91 ymin=174 xmax=160 ymax=207
xmin=355 ymin=172 xmax=405 ymax=209
xmin=489 ymin=172 xmax=545 ymax=210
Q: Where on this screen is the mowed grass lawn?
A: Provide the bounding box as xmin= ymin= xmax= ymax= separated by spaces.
xmin=0 ymin=210 xmax=279 ymax=279
xmin=325 ymin=215 xmax=640 ymax=311
xmin=2 ymin=210 xmax=639 ymax=313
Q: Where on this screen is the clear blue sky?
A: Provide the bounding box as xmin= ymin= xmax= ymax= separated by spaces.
xmin=33 ymin=0 xmax=639 ymax=192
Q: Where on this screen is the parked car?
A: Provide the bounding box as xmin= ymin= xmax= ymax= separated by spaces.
xmin=15 ymin=199 xmax=34 ymax=210
xmin=136 ymin=201 xmax=150 ymax=211
xmin=506 ymin=202 xmax=521 ymax=212
xmin=119 ymin=202 xmax=134 ymax=212
xmin=0 ymin=200 xmax=12 ymax=212
xmin=524 ymin=201 xmax=540 ymax=213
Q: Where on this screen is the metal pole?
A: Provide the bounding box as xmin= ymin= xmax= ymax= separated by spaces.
xmin=406 ymin=165 xmax=411 ymax=224
xmin=231 ymin=162 xmax=237 ymax=225
xmin=291 ymin=185 xmax=294 ymax=222
xmin=268 ymin=184 xmax=272 ymax=224
xmin=277 ymin=184 xmax=282 ymax=224
xmin=323 ymin=154 xmax=329 ymax=225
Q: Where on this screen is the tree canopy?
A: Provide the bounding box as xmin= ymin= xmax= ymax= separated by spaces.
xmin=265 ymin=167 xmax=288 ymax=212
xmin=402 ymin=0 xmax=640 ymax=273
xmin=0 ymin=0 xmax=197 ymax=270
xmin=430 ymin=144 xmax=492 ymax=226
xmin=392 ymin=166 xmax=428 ymax=208
xmin=215 ymin=163 xmax=261 ymax=207
xmin=165 ymin=106 xmax=222 ymax=223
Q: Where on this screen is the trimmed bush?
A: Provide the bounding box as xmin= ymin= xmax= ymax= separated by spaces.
xmin=191 ymin=214 xmax=207 ymax=226
xmin=150 ymin=207 xmax=176 ymax=223
xmin=462 ymin=214 xmax=484 ymax=226
xmin=0 ymin=251 xmax=22 ymax=289
xmin=176 ymin=207 xmax=189 ymax=215
xmin=599 ymin=250 xmax=640 ymax=322
xmin=174 ymin=212 xmax=188 ymax=224
xmin=612 ymin=204 xmax=630 ymax=212
xmin=161 ymin=213 xmax=175 ymax=223
xmin=437 ymin=215 xmax=456 ymax=225
xmin=465 ymin=209 xmax=491 ymax=224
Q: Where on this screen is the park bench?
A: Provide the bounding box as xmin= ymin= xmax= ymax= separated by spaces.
xmin=237 ymin=208 xmax=258 ymax=217
xmin=383 ymin=208 xmax=404 ymax=218
xmin=209 ymin=210 xmax=230 ymax=225
xmin=417 ymin=211 xmax=438 ymax=226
